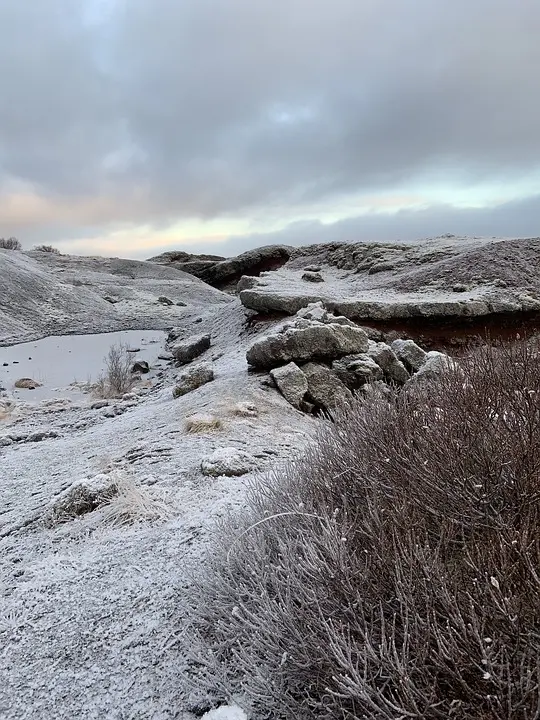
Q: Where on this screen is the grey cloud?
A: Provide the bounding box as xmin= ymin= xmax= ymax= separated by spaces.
xmin=1 ymin=1 xmax=540 ymax=224
xmin=134 ymin=193 xmax=540 ymax=259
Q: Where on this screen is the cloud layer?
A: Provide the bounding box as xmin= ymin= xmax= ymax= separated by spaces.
xmin=1 ymin=0 xmax=539 ymax=253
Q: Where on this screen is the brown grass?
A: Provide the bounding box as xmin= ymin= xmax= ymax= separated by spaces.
xmin=187 ymin=340 xmax=540 ymax=719
xmin=184 ymin=413 xmax=224 ymax=434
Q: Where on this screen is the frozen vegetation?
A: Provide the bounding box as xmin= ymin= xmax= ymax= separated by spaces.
xmin=1 ymin=236 xmax=539 ymax=718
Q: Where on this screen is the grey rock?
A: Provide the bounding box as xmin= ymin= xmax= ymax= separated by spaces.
xmin=246 ymin=322 xmax=370 ymax=370
xmin=131 ymin=360 xmax=149 ymax=374
xmin=367 ymin=341 xmax=410 ymax=385
xmin=332 ymin=353 xmax=383 ymax=389
xmin=296 ymin=301 xmax=356 ymax=327
xmin=90 ymin=399 xmax=109 ymax=410
xmin=158 ymin=352 xmax=173 ymax=361
xmin=240 ymin=288 xmax=328 ymax=315
xmin=408 ymin=351 xmax=461 ymax=385
xmin=390 ymin=339 xmax=428 ymax=373
xmin=452 ymin=283 xmax=468 ymax=292
xmin=270 ymin=362 xmax=308 ymax=409
xmin=173 ymin=362 xmax=214 ymax=397
xmin=157 ymin=296 xmax=174 ymax=305
xmin=201 ymin=447 xmax=258 ymax=477
xmin=302 ymin=362 xmax=353 ymax=411
xmin=302 ymin=271 xmax=324 ymax=283
xmin=304 ymin=265 xmax=321 ymax=272
xmin=172 ymin=333 xmax=211 ymax=365
xmin=14 ymin=378 xmax=42 ymax=389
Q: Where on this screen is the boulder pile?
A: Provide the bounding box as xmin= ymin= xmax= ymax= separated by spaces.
xmin=247 ymin=302 xmax=458 ymax=414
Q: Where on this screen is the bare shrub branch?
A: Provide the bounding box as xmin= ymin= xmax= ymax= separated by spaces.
xmin=94 ymin=343 xmax=136 ymax=398
xmin=187 ymin=340 xmax=540 ymax=719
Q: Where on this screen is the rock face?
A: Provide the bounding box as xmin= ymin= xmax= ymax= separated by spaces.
xmin=302 ymin=362 xmax=352 ymax=410
xmin=201 ymin=447 xmax=258 ymax=477
xmin=173 ymin=362 xmax=214 ymax=397
xmin=238 ymin=237 xmax=540 ymax=323
xmin=246 ymin=321 xmax=369 ymax=370
xmin=171 ymin=333 xmax=211 ymax=365
xmin=270 ymin=362 xmax=309 ymax=409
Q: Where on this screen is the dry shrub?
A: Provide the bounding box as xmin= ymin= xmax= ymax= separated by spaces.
xmin=33 ymin=244 xmax=60 ymax=254
xmin=0 ymin=237 xmax=21 ymax=250
xmin=94 ymin=342 xmax=136 ymax=398
xmin=184 ymin=413 xmax=223 ymax=434
xmin=188 ymin=340 xmax=540 ymax=719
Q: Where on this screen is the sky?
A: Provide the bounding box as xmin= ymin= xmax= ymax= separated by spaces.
xmin=0 ymin=0 xmax=539 ymax=259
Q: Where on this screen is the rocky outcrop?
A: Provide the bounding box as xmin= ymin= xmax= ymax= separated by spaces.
xmin=238 ymin=238 xmax=540 ymax=324
xmin=173 ymin=362 xmax=214 ymax=397
xmin=171 ymin=333 xmax=211 ymax=365
xmin=151 ymin=245 xmax=292 ymax=289
xmin=248 ymin=305 xmax=457 ymax=414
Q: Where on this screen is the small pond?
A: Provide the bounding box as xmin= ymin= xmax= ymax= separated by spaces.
xmin=0 ymin=329 xmax=166 ymax=402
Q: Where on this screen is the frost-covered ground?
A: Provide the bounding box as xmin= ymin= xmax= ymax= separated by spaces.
xmin=1 ymin=236 xmax=539 ymax=718
xmin=0 ymin=300 xmax=317 ymax=719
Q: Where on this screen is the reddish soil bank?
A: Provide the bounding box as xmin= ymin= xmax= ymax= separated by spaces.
xmin=362 ymin=311 xmax=540 ymax=355
xmin=245 ymin=310 xmax=540 ymax=355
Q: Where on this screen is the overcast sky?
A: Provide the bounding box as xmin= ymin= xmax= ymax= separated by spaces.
xmin=0 ymin=0 xmax=539 ymax=258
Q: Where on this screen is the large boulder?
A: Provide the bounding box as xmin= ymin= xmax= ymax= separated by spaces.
xmin=173 ymin=362 xmax=214 ymax=397
xmin=367 ymin=341 xmax=410 ymax=385
xmin=201 ymin=447 xmax=258 ymax=477
xmin=171 ymin=333 xmax=211 ymax=365
xmin=270 ymin=362 xmax=308 ymax=409
xmin=302 ymin=362 xmax=353 ymax=411
xmin=391 ymin=339 xmax=428 ymax=373
xmin=332 ymin=354 xmax=383 ymax=389
xmin=246 ymin=322 xmax=369 ymax=370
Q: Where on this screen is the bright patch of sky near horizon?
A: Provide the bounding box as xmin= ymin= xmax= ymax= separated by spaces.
xmin=0 ymin=0 xmax=539 ymax=258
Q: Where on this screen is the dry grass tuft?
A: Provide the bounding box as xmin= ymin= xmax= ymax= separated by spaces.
xmin=98 ymin=474 xmax=170 ymax=528
xmin=184 ymin=413 xmax=224 ymax=434
xmin=187 ymin=340 xmax=540 ymax=719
